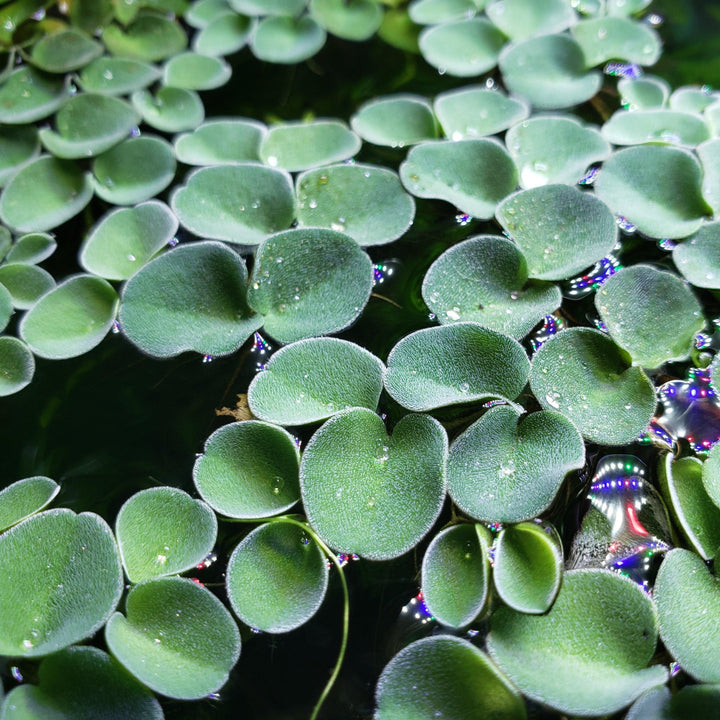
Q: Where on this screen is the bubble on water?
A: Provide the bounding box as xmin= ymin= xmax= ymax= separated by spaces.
xmin=458 ymin=382 xmax=470 ymax=394
xmin=251 ymin=331 xmax=274 ymax=372
xmin=644 ymin=13 xmax=664 ymax=27
xmin=455 ymin=213 xmax=472 ymax=225
xmin=202 ymin=354 xmax=214 ymax=364
xmin=577 ymin=165 xmax=600 ymax=186
xmin=604 ymin=62 xmax=643 ymax=79
xmin=562 ymin=254 xmax=622 ymax=299
xmin=527 ymin=313 xmax=565 ymax=353
xmin=129 ymin=126 xmax=141 ymax=137
xmin=373 ymin=260 xmax=400 ymax=285
xmin=657 ymin=238 xmax=676 ymax=251
xmin=616 ymin=216 xmax=637 ymax=234
xmin=111 ymin=320 xmax=121 ymax=334
xmin=167 ymin=236 xmax=179 ymax=247
xmin=10 ymin=666 xmax=23 ymax=682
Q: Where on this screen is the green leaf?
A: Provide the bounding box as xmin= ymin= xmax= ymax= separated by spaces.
xmin=247 ymin=228 xmax=373 ymax=343
xmin=505 ymin=115 xmax=611 ymax=188
xmin=606 ymin=0 xmax=651 ymax=15
xmin=0 ymin=476 xmax=58 ymax=532
xmin=4 ymin=233 xmax=56 ymax=265
xmin=1 ymin=646 xmax=163 ymax=720
xmin=119 ymin=240 xmax=262 ymax=358
xmin=422 ymin=234 xmax=561 ymax=338
xmin=529 ymin=327 xmax=656 ymax=444
xmin=0 ymin=155 xmax=93 ymax=233
xmin=78 ymin=56 xmax=162 ymax=96
xmin=260 ymin=120 xmax=360 ymax=171
xmin=0 ymin=263 xmax=55 ymax=309
xmin=602 ymin=109 xmax=710 ymax=147
xmin=486 ymin=0 xmax=575 ymax=42
xmin=488 ymin=569 xmax=667 ymax=715
xmin=0 ymin=227 xmax=9 ymax=259
xmin=434 ymin=86 xmax=529 ymax=140
xmin=170 ymin=163 xmax=294 ymax=245
xmin=418 ymin=18 xmax=505 ymax=77
xmin=226 ymin=520 xmax=328 ymax=632
xmin=496 ymin=185 xmax=617 ymax=281
xmin=399 ymin=139 xmax=517 ymax=218
xmin=80 ymin=200 xmax=178 ymax=281
xmin=618 ymin=75 xmax=671 ymax=110
xmin=0 ymin=336 xmax=34 ymax=397
xmin=0 ymin=67 xmax=70 ymax=125
xmin=408 ymin=0 xmax=482 ymax=25
xmin=193 ymin=12 xmax=254 ymax=56
xmin=116 ymin=487 xmax=217 ymax=583
xmin=39 ymin=93 xmax=141 ymax=160
xmin=0 ymin=508 xmax=123 ymax=657
xmin=29 ymin=29 xmax=103 ymax=73
xmin=251 ymin=15 xmax=326 ymax=64
xmin=571 ymin=17 xmax=661 ymax=67
xmin=91 ymin=136 xmax=177 ymax=206
xmin=499 ymin=34 xmax=602 ymax=110
xmin=670 ymin=86 xmax=718 ymax=114
xmin=594 ymin=145 xmax=711 ymax=239
xmin=447 ymin=405 xmax=584 ymax=523
xmin=131 ymin=86 xmax=204 ymax=133
xmin=186 ymin=0 xmax=233 ymax=27
xmin=703 ymin=441 xmax=720 ymax=509
xmin=173 ymin=119 xmax=265 ymax=165
xmin=300 ymin=409 xmax=447 ymax=560
xmin=105 ymin=577 xmax=241 ymax=699
xmin=102 ymin=13 xmax=188 ymax=61
xmin=626 ymin=685 xmax=720 ymax=720
xmin=230 ymin=0 xmax=307 ymax=14
xmin=375 ymin=635 xmax=526 ymax=720
xmin=309 ymin=0 xmax=383 ymax=41
xmin=384 ymin=323 xmax=530 ymax=412
xmin=295 ymin=163 xmax=415 ymax=246
xmin=595 ymin=264 xmax=704 ymax=368
xmin=493 ymin=522 xmax=563 ymax=614
xmin=655 ymin=548 xmax=720 ymax=683
xmin=377 ymin=7 xmax=421 ymax=53
xmin=659 ymin=454 xmax=720 ymax=561
xmin=163 ymin=51 xmax=231 ymax=90
xmin=350 ymin=94 xmax=437 ymax=148
xmin=19 ymin=274 xmax=117 ymax=360
xmin=0 ymin=284 xmax=11 ymax=332
xmin=421 ymin=523 xmax=492 ymax=628
xmin=0 ymin=124 xmax=39 ymax=186
xmin=193 ymin=420 xmax=300 ymax=519
xmin=247 ymin=337 xmax=384 ymax=425
xmin=699 ymin=138 xmax=720 ymax=216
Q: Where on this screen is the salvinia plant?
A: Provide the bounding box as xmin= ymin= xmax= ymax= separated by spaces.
xmin=1 ymin=0 xmax=720 ymax=717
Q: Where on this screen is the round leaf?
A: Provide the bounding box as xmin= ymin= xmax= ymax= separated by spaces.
xmin=0 ymin=337 xmax=34 ymax=397
xmin=0 ymin=476 xmax=59 ymax=532
xmin=0 ymin=508 xmax=123 ymax=657
xmin=0 ymin=124 xmax=39 ymax=186
xmin=163 ymin=52 xmax=231 ymax=90
xmin=0 ymin=264 xmax=55 ymax=309
xmin=4 ymin=233 xmax=56 ymax=265
xmin=570 ymin=17 xmax=661 ymax=67
xmin=300 ymin=409 xmax=447 ymax=560
xmin=102 ymin=14 xmax=188 ymax=61
xmin=486 ymin=0 xmax=575 ymax=42
xmin=193 ymin=420 xmax=301 ymax=519
xmin=188 ymin=0 xmax=239 ymax=27
xmin=529 ymin=327 xmax=656 ymax=444
xmin=0 ymin=68 xmax=70 ymax=125
xmin=0 ymin=155 xmax=93 ymax=233
xmin=399 ymin=139 xmax=517 ymax=219
xmin=670 ymin=86 xmax=718 ymax=115
xmin=193 ymin=13 xmax=254 ymax=56
xmin=105 ymin=577 xmax=241 ymax=699
xmin=295 ymin=163 xmax=415 ymax=246
xmin=487 ymin=569 xmax=667 ymax=716
xmin=309 ymin=0 xmax=383 ymax=41
xmin=78 ymin=57 xmax=162 ymax=96
xmin=350 ymin=94 xmax=437 ymax=148
xmin=170 ymin=163 xmax=294 ymax=245
xmin=384 ymin=323 xmax=530 ymax=412
xmin=131 ymin=87 xmax=204 ymax=133
xmin=627 ymin=685 xmax=720 ymax=720
xmin=29 ymin=29 xmax=103 ymax=73
xmin=0 ymin=283 xmax=12 ymax=332
xmin=618 ymin=75 xmax=671 ymax=110
xmin=602 ymin=109 xmax=710 ymax=147
xmin=251 ymin=15 xmax=326 ymax=64
xmin=119 ymin=240 xmax=262 ymax=358
xmin=246 ymin=228 xmax=373 ymax=343
xmin=230 ymin=0 xmax=307 ymax=14
xmin=247 ymin=337 xmax=384 ymax=425
xmin=173 ymin=119 xmax=265 ymax=166
xmin=448 ymin=405 xmax=585 ymax=523
xmin=408 ymin=0 xmax=481 ymax=25
xmin=226 ymin=520 xmax=329 ymax=632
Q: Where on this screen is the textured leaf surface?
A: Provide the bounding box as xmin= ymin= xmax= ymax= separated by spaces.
xmin=251 ymin=15 xmax=326 ymax=64
xmin=0 ymin=476 xmax=59 ymax=532
xmin=0 ymin=264 xmax=55 ymax=309
xmin=626 ymin=685 xmax=720 ymax=720
xmin=0 ymin=68 xmax=70 ymax=125
xmin=78 ymin=57 xmax=161 ymax=96
xmin=350 ymin=95 xmax=437 ymax=148
xmin=673 ymin=221 xmax=720 ymax=288
xmin=602 ymin=109 xmax=710 ymax=147
xmin=29 ymin=29 xmax=103 ymax=73
xmin=163 ymin=52 xmax=231 ymax=90
xmin=4 ymin=233 xmax=56 ymax=265
xmin=0 ymin=337 xmax=34 ymax=397
xmin=486 ymin=0 xmax=574 ymax=41
xmin=0 ymin=125 xmax=39 ymax=186
xmin=173 ymin=119 xmax=265 ymax=166
xmin=102 ymin=14 xmax=187 ymax=61
xmin=309 ymin=0 xmax=383 ymax=41
xmin=131 ymin=87 xmax=204 ymax=133
xmin=571 ymin=17 xmax=661 ymax=67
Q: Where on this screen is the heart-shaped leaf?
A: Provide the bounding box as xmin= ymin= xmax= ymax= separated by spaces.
xmin=0 ymin=68 xmax=70 ymax=125
xmin=309 ymin=0 xmax=383 ymax=41
xmin=193 ymin=12 xmax=254 ymax=56
xmin=29 ymin=29 xmax=103 ymax=73
xmin=408 ymin=0 xmax=481 ymax=25
xmin=602 ymin=109 xmax=710 ymax=147
xmin=102 ymin=13 xmax=188 ymax=61
xmin=0 ymin=337 xmax=34 ymax=397
xmin=226 ymin=520 xmax=329 ymax=632
xmin=300 ymin=409 xmax=447 ymax=560
xmin=618 ymin=75 xmax=671 ymax=110
xmin=350 ymin=94 xmax=437 ymax=148
xmin=78 ymin=57 xmax=162 ymax=96
xmin=187 ymin=0 xmax=235 ymax=27
xmin=163 ymin=52 xmax=232 ymax=90
xmin=4 ymin=233 xmax=56 ymax=265
xmin=251 ymin=15 xmax=326 ymax=64
xmin=131 ymin=87 xmax=204 ymax=133
xmin=486 ymin=0 xmax=575 ymax=42
xmin=699 ymin=138 xmax=720 ymax=215
xmin=0 ymin=264 xmax=55 ymax=309
xmin=173 ymin=119 xmax=265 ymax=166
xmin=0 ymin=476 xmax=59 ymax=532
xmin=571 ymin=17 xmax=661 ymax=67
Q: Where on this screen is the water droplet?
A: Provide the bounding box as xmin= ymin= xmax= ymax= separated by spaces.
xmin=202 ymin=354 xmax=214 ymax=364
xmin=498 ymin=457 xmax=516 ymax=478
xmin=446 ymin=307 xmax=462 ymax=321
xmin=318 ymin=174 xmax=329 ymax=185
xmin=10 ymin=666 xmax=23 ymax=682
xmin=459 ymin=382 xmax=470 ymax=393
xmin=266 ymin=155 xmax=278 ymax=167
xmin=308 ymin=198 xmax=318 ymax=209
xmin=562 ymin=254 xmax=621 ymax=299
xmin=366 ymin=496 xmax=376 ymax=508
xmin=127 ymin=253 xmax=136 ymax=262
xmin=270 ymin=476 xmax=284 ymax=495
xmin=545 ymin=391 xmax=561 ymax=409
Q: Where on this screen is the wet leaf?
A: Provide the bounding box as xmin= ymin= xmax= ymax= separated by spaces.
xmin=408 ymin=0 xmax=482 ymax=25
xmin=571 ymin=17 xmax=661 ymax=67
xmin=131 ymin=86 xmax=204 ymax=133
xmin=350 ymin=94 xmax=437 ymax=148
xmin=78 ymin=57 xmax=162 ymax=96
xmin=618 ymin=75 xmax=671 ymax=110
xmin=602 ymin=109 xmax=710 ymax=147
xmin=0 ymin=68 xmax=70 ymax=125
xmin=0 ymin=476 xmax=58 ymax=532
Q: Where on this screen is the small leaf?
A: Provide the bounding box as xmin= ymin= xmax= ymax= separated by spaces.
xmin=4 ymin=233 xmax=56 ymax=265
xmin=230 ymin=0 xmax=307 ymax=14
xmin=408 ymin=0 xmax=482 ymax=25
xmin=399 ymin=139 xmax=517 ymax=219
xmin=247 ymin=337 xmax=384 ymax=425
xmin=618 ymin=75 xmax=671 ymax=110
xmin=259 ymin=120 xmax=360 ymax=171
xmin=699 ymin=138 xmax=720 ymax=216
xmin=116 ymin=487 xmax=217 ymax=583
xmin=626 ymin=684 xmax=720 ymax=720
xmin=20 ymin=275 xmax=117 ymax=360
xmin=131 ymin=86 xmax=204 ymax=133
xmin=0 ymin=509 xmax=123 ymax=657
xmin=421 ymin=524 xmax=492 ymax=628
xmin=529 ymin=327 xmax=656 ymax=444
xmin=187 ymin=0 xmax=235 ymax=27
xmin=606 ymin=0 xmax=651 ymax=15
xmin=105 ymin=577 xmax=241 ymax=699
xmin=488 ymin=569 xmax=667 ymax=715
xmin=0 ymin=155 xmax=93 ymax=233
xmin=595 ymin=264 xmax=704 ymax=368
xmin=499 ymin=34 xmax=602 ymax=110
xmin=170 ymin=163 xmax=294 ymax=245
xmin=486 ymin=0 xmax=575 ymax=42
xmin=0 ymin=284 xmax=12 ymax=332
xmin=670 ymin=86 xmax=718 ymax=114
xmin=375 ymin=635 xmax=526 ymax=720
xmin=173 ymin=119 xmax=265 ymax=166
xmin=251 ymin=15 xmax=326 ymax=64
xmin=102 ymin=13 xmax=188 ymax=61
xmin=602 ymin=109 xmax=710 ymax=147
xmin=80 ymin=200 xmax=178 ymax=281
xmin=571 ymin=17 xmax=661 ymax=67
xmin=193 ymin=420 xmax=301 ymax=519
xmin=422 ymin=234 xmax=561 ymax=338
xmin=0 ymin=337 xmax=34 ymax=397
xmin=119 ymin=241 xmax=262 ymax=358
xmin=300 ymin=409 xmax=447 ymax=560
xmin=29 ymin=29 xmax=103 ymax=73
xmin=0 ymin=67 xmax=70 ymax=125
xmin=78 ymin=56 xmax=162 ymax=95
xmin=0 ymin=476 xmax=59 ymax=532
xmin=655 ymin=548 xmax=720 ymax=683
xmin=309 ymin=0 xmax=383 ymax=41
xmin=163 ymin=51 xmax=232 ymax=90
xmin=193 ymin=12 xmax=254 ymax=56
xmin=350 ymin=94 xmax=437 ymax=148
xmin=384 ymin=322 xmax=530 ymax=412
xmin=594 ymin=145 xmax=710 ymax=239
xmin=703 ymin=440 xmax=720 ymax=509
xmin=447 ymin=405 xmax=585 ymax=523
xmin=226 ymin=520 xmax=329 ymax=632
xmin=0 ymin=125 xmax=39 ymax=186
xmin=295 ymin=163 xmax=415 ymax=246
xmin=0 ymin=263 xmax=55 ymax=309
xmin=493 ymin=522 xmax=563 ymax=614
xmin=247 ymin=228 xmax=373 ymax=343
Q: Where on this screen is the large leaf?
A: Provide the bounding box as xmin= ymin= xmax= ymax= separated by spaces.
xmin=0 ymin=68 xmax=70 ymax=125
xmin=193 ymin=12 xmax=254 ymax=56
xmin=0 ymin=476 xmax=59 ymax=532
xmin=571 ymin=17 xmax=661 ymax=67
xmin=251 ymin=15 xmax=326 ymax=64
xmin=601 ymin=109 xmax=710 ymax=147
xmin=163 ymin=53 xmax=231 ymax=91
xmin=29 ymin=29 xmax=103 ymax=73
xmin=486 ymin=0 xmax=575 ymax=41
